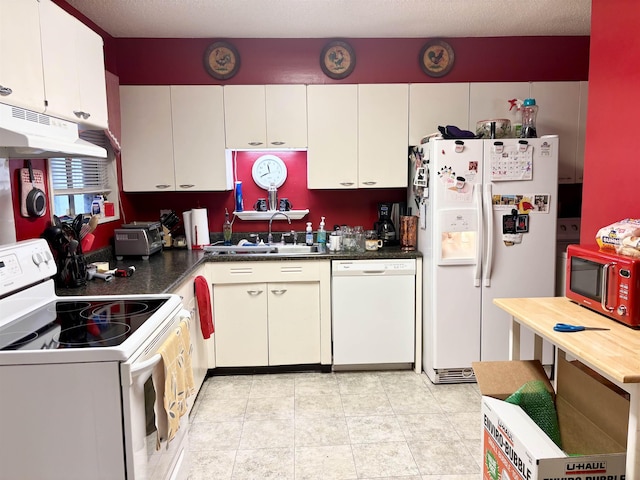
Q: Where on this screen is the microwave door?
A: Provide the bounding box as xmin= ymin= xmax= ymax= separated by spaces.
xmin=570 ymin=257 xmax=616 ymax=312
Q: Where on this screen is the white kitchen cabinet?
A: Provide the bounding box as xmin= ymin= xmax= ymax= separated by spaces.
xmin=120 ymin=86 xmax=174 ymax=191
xmin=39 ymin=0 xmax=108 ymax=129
xmin=469 ymin=82 xmax=531 ymax=135
xmin=171 ymin=267 xmax=211 ymax=400
xmin=308 ymin=84 xmax=408 ymax=189
xmin=224 ymin=84 xmax=307 ymax=149
xmin=0 ymin=0 xmax=45 ymax=112
xmin=209 ymin=261 xmax=330 ymax=367
xmin=307 ymin=84 xmax=358 ymax=189
xmin=120 ymin=85 xmax=232 ymax=192
xmin=358 ymin=84 xmax=409 ymax=188
xmin=409 ymin=83 xmax=470 ymax=146
xmin=530 ymin=81 xmax=582 ymax=184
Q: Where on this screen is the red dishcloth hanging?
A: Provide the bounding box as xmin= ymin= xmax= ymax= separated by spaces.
xmin=194 ymin=275 xmax=214 ymax=339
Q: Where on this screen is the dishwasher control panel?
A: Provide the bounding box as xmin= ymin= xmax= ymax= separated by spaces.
xmin=332 ymin=259 xmax=416 ymax=275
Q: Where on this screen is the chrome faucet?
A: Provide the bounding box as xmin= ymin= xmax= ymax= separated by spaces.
xmin=268 ymin=211 xmax=291 ymax=244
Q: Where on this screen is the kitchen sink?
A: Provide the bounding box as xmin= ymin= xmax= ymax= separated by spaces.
xmin=273 ymin=244 xmax=320 ymax=255
xmin=204 ymin=244 xmax=322 ymax=256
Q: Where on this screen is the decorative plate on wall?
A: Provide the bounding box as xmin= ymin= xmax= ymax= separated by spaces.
xmin=204 ymin=41 xmax=240 ymax=80
xmin=320 ymin=40 xmax=356 ymax=79
xmin=419 ymin=40 xmax=455 ymax=78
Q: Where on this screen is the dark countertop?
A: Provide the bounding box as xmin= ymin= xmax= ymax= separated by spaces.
xmin=56 ymin=247 xmax=422 ymax=297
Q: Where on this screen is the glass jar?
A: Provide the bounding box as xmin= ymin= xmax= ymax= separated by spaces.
xmin=354 ymin=226 xmax=365 ymax=253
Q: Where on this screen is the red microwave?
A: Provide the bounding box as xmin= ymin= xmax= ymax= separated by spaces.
xmin=566 ymin=244 xmax=640 ymax=327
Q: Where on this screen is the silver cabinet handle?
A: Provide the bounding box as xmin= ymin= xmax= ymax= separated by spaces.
xmin=248 ymin=141 xmax=263 ymax=146
xmin=270 ymin=141 xmax=285 ymax=146
xmin=362 ymin=181 xmax=377 ymax=185
xmin=247 ymin=289 xmax=264 ymax=296
xmin=339 ymin=182 xmax=355 ymax=186
xmin=270 ymin=289 xmax=287 ymax=295
xmin=179 ymin=184 xmax=195 ymax=189
xmin=155 ymin=184 xmax=171 ymax=189
xmin=73 ymin=110 xmax=91 ymax=120
xmin=0 ymin=85 xmax=13 ymax=96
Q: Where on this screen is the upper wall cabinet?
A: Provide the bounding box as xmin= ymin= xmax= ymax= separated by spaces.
xmin=224 ymin=84 xmax=307 ymax=149
xmin=409 ymin=83 xmax=470 ymax=146
xmin=120 ymin=85 xmax=232 ymax=192
xmin=307 ymin=85 xmax=359 ymax=189
xmin=358 ymin=84 xmax=409 ymax=188
xmin=0 ymin=0 xmax=45 ymax=111
xmin=39 ymin=0 xmax=108 ymax=129
xmin=307 ymin=84 xmax=408 ymax=189
xmin=530 ymin=81 xmax=585 ymax=184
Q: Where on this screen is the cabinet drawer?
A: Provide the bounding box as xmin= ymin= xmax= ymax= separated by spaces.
xmin=209 ymin=260 xmax=324 ymax=284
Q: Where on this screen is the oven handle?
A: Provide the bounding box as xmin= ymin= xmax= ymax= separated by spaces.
xmin=601 ymin=263 xmax=615 ymax=312
xmin=131 ymin=353 xmax=161 ymax=390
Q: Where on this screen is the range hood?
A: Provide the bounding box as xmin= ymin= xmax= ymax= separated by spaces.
xmin=0 ymin=103 xmax=107 ymax=159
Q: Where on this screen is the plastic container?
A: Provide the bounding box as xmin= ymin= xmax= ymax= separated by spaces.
xmin=91 ymin=195 xmax=104 ymax=217
xmin=305 ymin=222 xmax=314 ymax=246
xmin=317 ymin=216 xmax=327 ymax=253
xmin=520 ymin=98 xmax=538 ymax=138
xmin=234 ymin=181 xmax=244 ymax=212
xmin=223 ymin=208 xmax=232 ymax=245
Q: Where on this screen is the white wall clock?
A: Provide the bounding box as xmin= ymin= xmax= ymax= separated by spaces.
xmin=251 ymin=154 xmax=288 ymax=189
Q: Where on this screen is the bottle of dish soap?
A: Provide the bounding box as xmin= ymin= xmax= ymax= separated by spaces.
xmin=223 ymin=208 xmax=232 ymax=245
xmin=305 ymin=222 xmax=314 ymax=246
xmin=317 ymin=217 xmax=327 ymax=253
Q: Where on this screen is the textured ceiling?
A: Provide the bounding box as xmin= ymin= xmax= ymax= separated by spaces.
xmin=64 ymin=0 xmax=591 ymax=39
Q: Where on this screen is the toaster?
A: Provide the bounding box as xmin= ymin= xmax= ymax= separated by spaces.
xmin=114 ymin=222 xmax=163 ymax=260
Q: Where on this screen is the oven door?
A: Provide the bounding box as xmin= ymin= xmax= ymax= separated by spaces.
xmin=120 ymin=308 xmax=192 ymax=480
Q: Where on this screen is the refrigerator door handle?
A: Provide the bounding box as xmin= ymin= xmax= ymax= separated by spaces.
xmin=474 ymin=184 xmax=483 ymax=287
xmin=483 ymin=183 xmax=493 ymax=286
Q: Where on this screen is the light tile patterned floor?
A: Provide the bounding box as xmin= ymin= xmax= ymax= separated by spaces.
xmin=188 ymin=370 xmax=482 ymax=479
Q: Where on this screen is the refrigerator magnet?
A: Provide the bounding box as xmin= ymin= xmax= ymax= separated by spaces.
xmin=516 ymin=214 xmax=529 ymax=233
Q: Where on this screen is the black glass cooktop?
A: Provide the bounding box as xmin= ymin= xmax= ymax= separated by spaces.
xmin=0 ymin=298 xmax=167 ymax=351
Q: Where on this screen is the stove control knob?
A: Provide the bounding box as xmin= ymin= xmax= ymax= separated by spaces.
xmin=617 ymin=305 xmax=627 ymax=316
xmin=32 ymin=252 xmax=43 ymax=265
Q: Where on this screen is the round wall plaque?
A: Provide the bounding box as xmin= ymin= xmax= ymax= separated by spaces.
xmin=204 ymin=41 xmax=240 ymax=80
xmin=320 ymin=40 xmax=356 ymax=80
xmin=419 ymin=40 xmax=455 ymax=78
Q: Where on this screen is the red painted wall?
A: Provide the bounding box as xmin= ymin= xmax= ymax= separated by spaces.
xmin=580 ymin=0 xmax=640 ymax=243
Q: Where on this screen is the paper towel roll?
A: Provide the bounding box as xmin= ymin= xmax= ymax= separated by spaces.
xmin=182 ymin=210 xmax=192 ymax=251
xmin=191 ymin=208 xmax=210 ymax=249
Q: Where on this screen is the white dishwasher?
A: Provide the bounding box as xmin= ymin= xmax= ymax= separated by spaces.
xmin=331 ymin=259 xmax=416 ymax=366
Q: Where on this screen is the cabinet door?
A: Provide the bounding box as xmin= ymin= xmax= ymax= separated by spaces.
xmin=307 ymin=84 xmax=358 ymax=189
xmin=213 ymin=283 xmax=269 ymax=367
xmin=120 ymin=86 xmax=175 ymax=192
xmin=171 ymin=85 xmax=232 ymax=191
xmin=75 ymin=20 xmax=108 ymax=129
xmin=267 ymin=282 xmax=320 ymax=365
xmin=358 ymin=84 xmax=409 ymax=188
xmin=39 ymin=0 xmax=78 ymax=121
xmin=469 ymin=82 xmax=530 ymax=134
xmin=0 ymin=0 xmax=44 ymax=111
xmin=409 ymin=83 xmax=470 ymax=146
xmin=265 ymin=84 xmax=307 ymax=148
xmin=530 ymin=82 xmax=581 ymax=184
xmin=224 ymin=85 xmax=267 ymax=148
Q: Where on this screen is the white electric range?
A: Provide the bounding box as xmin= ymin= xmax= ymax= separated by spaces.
xmin=0 ymin=238 xmax=190 ymax=480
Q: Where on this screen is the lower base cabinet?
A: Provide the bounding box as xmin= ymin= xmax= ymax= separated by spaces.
xmin=213 ymin=281 xmax=320 ymax=367
xmin=209 ymin=261 xmax=328 ymax=368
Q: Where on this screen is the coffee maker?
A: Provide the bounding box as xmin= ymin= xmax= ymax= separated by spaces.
xmin=374 ymin=202 xmax=397 ymax=246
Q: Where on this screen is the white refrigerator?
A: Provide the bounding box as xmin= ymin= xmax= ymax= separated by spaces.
xmin=412 ymin=136 xmax=558 ymax=383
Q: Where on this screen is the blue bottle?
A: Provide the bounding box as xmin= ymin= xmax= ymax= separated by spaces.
xmin=235 ymin=181 xmax=244 ymax=212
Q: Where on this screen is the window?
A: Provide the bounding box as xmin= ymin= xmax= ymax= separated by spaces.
xmin=48 ymin=131 xmax=119 ymax=222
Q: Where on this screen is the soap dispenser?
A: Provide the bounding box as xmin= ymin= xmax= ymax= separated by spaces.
xmin=317 ymin=217 xmax=327 ymax=253
xmin=223 ymin=208 xmax=232 ymax=245
xmin=305 ymin=222 xmax=314 ymax=246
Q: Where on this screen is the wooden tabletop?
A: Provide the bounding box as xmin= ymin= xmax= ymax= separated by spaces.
xmin=494 ymin=297 xmax=640 ymax=384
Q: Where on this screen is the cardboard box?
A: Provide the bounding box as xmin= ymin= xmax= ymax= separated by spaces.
xmin=473 ymin=355 xmax=628 ymax=480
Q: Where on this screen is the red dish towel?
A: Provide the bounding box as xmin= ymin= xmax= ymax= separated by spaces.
xmin=194 ymin=275 xmax=214 ymax=339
